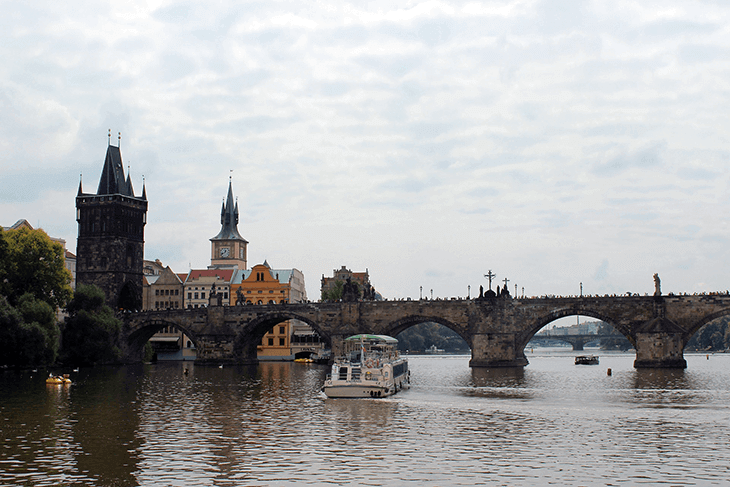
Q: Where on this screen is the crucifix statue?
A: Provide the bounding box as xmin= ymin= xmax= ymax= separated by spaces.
xmin=484 ymin=270 xmax=496 ymax=291
xmin=502 ymin=277 xmax=509 ymax=289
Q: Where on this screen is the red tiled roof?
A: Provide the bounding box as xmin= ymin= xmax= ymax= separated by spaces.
xmin=186 ymin=269 xmax=234 ymax=282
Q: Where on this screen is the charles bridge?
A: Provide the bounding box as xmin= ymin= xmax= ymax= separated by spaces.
xmin=122 ymin=292 xmax=730 ymax=369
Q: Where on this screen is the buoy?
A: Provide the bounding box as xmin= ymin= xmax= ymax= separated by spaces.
xmin=607 ymin=368 xmax=612 ymax=376
xmin=707 ymin=354 xmax=709 ymax=360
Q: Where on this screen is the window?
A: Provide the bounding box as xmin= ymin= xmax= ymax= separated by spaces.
xmin=269 ymin=290 xmax=274 ymax=294
xmin=194 ymin=292 xmax=199 ymax=299
xmin=155 ymin=301 xmax=159 ymax=308
xmin=224 ymin=292 xmax=228 ymax=299
xmin=268 ymin=338 xmax=274 ymax=346
xmin=279 ymin=326 xmax=285 ymax=335
xmin=279 ymin=338 xmax=285 ymax=346
xmin=175 ymin=290 xmax=179 ymax=295
xmin=201 ymin=292 xmax=205 ymax=299
xmin=188 ymin=293 xmax=192 ymax=299
xmin=155 ymin=290 xmax=159 ymax=296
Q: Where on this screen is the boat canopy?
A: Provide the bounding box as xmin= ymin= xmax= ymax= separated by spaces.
xmin=345 ymin=334 xmax=398 ymax=344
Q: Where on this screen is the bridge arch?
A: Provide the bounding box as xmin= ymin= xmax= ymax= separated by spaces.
xmin=233 ymin=310 xmax=330 ymax=360
xmin=685 ymin=308 xmax=730 ymax=339
xmin=522 ymin=308 xmax=634 ymax=351
xmin=385 ymin=315 xmax=471 ymax=347
xmin=125 ymin=316 xmax=202 ymax=361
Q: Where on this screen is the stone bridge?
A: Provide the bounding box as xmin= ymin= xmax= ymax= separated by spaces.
xmin=121 ymin=294 xmax=730 ymax=369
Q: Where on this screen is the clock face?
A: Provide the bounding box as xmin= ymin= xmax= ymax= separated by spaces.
xmin=220 ymin=247 xmax=230 ymax=258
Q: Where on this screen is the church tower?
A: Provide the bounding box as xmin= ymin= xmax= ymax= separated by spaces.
xmin=75 ymin=139 xmax=148 ymax=310
xmin=209 ymin=178 xmax=248 ymax=270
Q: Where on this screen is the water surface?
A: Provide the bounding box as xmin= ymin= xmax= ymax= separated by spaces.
xmin=2 ymin=350 xmax=729 ymax=486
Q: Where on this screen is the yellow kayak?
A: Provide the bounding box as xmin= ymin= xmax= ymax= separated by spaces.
xmin=46 ymin=374 xmax=72 ymax=385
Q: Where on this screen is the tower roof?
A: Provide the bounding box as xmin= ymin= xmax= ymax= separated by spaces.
xmin=95 ymin=144 xmax=143 ymax=198
xmin=211 ymin=179 xmax=247 ymax=242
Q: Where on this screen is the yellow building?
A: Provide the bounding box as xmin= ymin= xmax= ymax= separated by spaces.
xmin=230 ymin=261 xmax=307 ymax=360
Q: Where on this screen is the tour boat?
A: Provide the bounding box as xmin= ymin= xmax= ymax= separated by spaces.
xmin=323 ymin=334 xmax=410 ymax=398
xmin=575 ymin=355 xmax=599 ymax=365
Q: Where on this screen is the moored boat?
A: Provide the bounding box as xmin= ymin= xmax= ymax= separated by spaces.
xmin=575 ymin=355 xmax=599 ymax=365
xmin=323 ymin=334 xmax=409 ymax=398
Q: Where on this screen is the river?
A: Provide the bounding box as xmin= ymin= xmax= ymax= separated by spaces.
xmin=1 ymin=349 xmax=729 ymax=486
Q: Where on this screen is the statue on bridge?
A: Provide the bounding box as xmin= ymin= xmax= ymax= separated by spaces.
xmin=654 ymin=273 xmax=661 ymax=297
xmin=235 ymin=287 xmax=245 ymax=306
xmin=342 ymin=277 xmax=359 ymax=302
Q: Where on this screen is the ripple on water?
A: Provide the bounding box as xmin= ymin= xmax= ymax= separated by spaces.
xmin=3 ymin=354 xmax=730 ymax=485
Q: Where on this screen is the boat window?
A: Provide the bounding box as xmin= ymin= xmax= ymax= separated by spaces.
xmin=338 ymin=367 xmax=348 ymax=380
xmin=351 ymin=368 xmax=361 ymax=381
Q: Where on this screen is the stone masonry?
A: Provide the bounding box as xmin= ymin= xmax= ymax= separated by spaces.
xmin=121 ymin=293 xmax=730 ymax=369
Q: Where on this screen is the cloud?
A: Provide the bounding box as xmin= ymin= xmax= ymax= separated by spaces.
xmin=3 ymin=0 xmax=730 ymax=299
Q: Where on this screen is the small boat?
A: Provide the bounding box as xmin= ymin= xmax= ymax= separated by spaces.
xmin=294 ymin=357 xmax=314 ymax=363
xmin=575 ymin=355 xmax=599 ymax=365
xmin=46 ymin=374 xmax=72 ymax=385
xmin=323 ymin=334 xmax=410 ymax=398
xmin=425 ymin=344 xmax=445 ymax=354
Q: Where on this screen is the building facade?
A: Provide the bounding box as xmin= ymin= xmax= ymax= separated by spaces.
xmin=321 ymin=266 xmax=377 ymax=301
xmin=184 ymin=269 xmax=233 ymax=308
xmin=142 ymin=262 xmax=184 ymax=310
xmin=230 ymin=262 xmax=309 ymax=360
xmin=75 ymin=143 xmax=147 ymax=309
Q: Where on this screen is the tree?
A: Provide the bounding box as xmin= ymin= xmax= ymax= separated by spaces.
xmin=396 ymin=322 xmax=470 ymax=353
xmin=322 ymin=280 xmax=344 ymax=301
xmin=61 ymin=285 xmax=122 ymax=366
xmin=686 ymin=317 xmax=730 ymax=351
xmin=0 ymin=227 xmax=72 ymax=309
xmin=0 ymin=294 xmax=59 ymax=366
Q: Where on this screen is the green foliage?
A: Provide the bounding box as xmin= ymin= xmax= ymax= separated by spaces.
xmin=0 ymin=294 xmax=59 ymax=366
xmin=322 ymin=280 xmax=344 ymax=301
xmin=686 ymin=316 xmax=730 ymax=351
xmin=62 ymin=285 xmax=122 ymax=366
xmin=0 ymin=227 xmax=72 ymax=309
xmin=396 ymin=322 xmax=469 ymax=353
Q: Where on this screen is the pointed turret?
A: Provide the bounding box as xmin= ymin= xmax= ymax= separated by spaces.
xmin=210 ymin=178 xmax=248 ymax=270
xmin=77 ymin=176 xmax=83 ymax=196
xmin=212 ymin=179 xmax=245 ymax=241
xmin=126 ymin=168 xmax=135 ymax=196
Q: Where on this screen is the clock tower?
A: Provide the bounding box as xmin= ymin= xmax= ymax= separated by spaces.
xmin=210 ymin=178 xmax=248 ymax=270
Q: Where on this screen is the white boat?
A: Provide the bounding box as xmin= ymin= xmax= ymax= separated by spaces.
xmin=323 ymin=334 xmax=410 ymax=398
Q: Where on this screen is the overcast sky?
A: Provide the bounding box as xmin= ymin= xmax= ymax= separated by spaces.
xmin=2 ymin=0 xmax=730 ymax=300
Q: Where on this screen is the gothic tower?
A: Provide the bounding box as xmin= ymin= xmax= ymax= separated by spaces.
xmin=76 ymin=141 xmax=148 ymax=310
xmin=209 ymin=178 xmax=248 ymax=270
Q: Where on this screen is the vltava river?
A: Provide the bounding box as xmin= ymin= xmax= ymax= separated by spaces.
xmin=2 ymin=349 xmax=729 ymax=486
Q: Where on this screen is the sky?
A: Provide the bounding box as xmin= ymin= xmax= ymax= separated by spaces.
xmin=2 ymin=0 xmax=730 ymax=301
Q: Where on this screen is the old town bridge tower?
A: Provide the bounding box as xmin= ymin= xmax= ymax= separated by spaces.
xmin=75 ymin=140 xmax=148 ymax=310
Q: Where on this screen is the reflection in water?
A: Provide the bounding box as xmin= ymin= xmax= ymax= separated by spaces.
xmin=2 ymin=352 xmax=730 ymax=486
